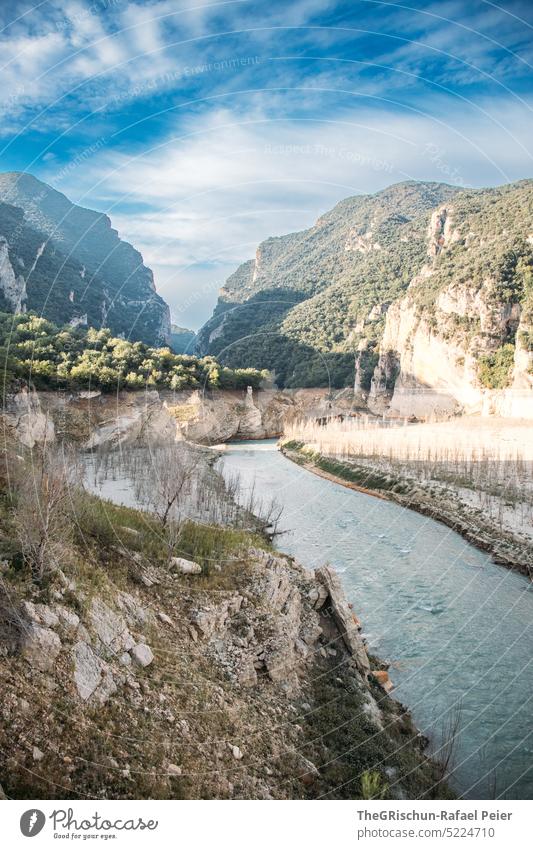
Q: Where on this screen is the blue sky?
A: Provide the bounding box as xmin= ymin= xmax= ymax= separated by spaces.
xmin=1 ymin=0 xmax=533 ymax=328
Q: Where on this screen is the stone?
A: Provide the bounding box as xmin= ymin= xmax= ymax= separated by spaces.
xmin=89 ymin=598 xmax=129 ymax=652
xmin=237 ymin=657 xmax=258 ymax=687
xmin=92 ymin=671 xmax=117 ymax=705
xmin=131 ymin=643 xmax=154 ymax=668
xmin=54 ymin=605 xmax=80 ymax=634
xmin=35 ymin=605 xmax=59 ymax=628
xmin=22 ymin=601 xmax=59 ymax=628
xmin=308 ymin=583 xmax=328 ymax=609
xmin=157 ymin=612 xmax=173 ymax=626
xmin=170 ymin=557 xmax=202 ymax=574
xmin=120 ymin=652 xmax=132 ymax=667
xmin=230 ymin=745 xmax=243 ymax=760
xmin=73 ymin=642 xmax=105 ymax=701
xmin=315 ymin=565 xmax=370 ymax=676
xmin=166 ymin=764 xmax=182 ymax=776
xmin=117 ymin=592 xmax=155 ymax=628
xmin=32 ymin=746 xmax=44 ymax=762
xmin=190 ymin=604 xmax=229 ymax=639
xmin=21 ymin=623 xmax=62 ymax=673
xmin=0 ymin=783 xmax=7 ymax=799
xmin=296 ymin=755 xmax=319 ymax=786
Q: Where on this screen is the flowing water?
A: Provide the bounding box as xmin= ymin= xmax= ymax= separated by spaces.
xmin=219 ymin=439 xmax=533 ymax=800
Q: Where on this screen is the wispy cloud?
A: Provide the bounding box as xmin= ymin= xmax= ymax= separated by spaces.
xmin=1 ymin=0 xmax=533 ymax=327
xmin=50 ymin=94 xmax=533 ymax=326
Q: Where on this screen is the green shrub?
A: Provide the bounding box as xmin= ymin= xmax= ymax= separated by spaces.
xmin=478 ymin=344 xmax=515 ymax=389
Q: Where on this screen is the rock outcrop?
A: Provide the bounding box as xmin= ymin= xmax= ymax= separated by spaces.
xmin=1 ymin=386 xmax=361 ymax=449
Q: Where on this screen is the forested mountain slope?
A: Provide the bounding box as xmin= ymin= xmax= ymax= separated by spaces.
xmin=198 ymin=180 xmax=533 ymax=413
xmin=0 ymin=172 xmax=170 ymax=345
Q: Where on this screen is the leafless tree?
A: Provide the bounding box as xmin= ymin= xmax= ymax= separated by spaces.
xmin=13 ymin=440 xmax=80 ymax=582
xmin=129 ymin=443 xmax=204 ymax=529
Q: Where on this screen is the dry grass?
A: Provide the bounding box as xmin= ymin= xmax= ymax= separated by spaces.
xmin=284 ymin=416 xmax=533 ymax=539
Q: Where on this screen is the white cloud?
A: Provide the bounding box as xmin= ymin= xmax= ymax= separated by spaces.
xmin=51 ymin=96 xmax=533 ymax=327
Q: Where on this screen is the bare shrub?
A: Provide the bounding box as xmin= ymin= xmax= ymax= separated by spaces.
xmin=12 ymin=441 xmax=81 ymax=582
xmin=127 ymin=443 xmax=204 ymax=529
xmin=429 ymin=701 xmax=463 ymax=793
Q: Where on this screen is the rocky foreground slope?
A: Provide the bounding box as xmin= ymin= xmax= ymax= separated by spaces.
xmin=0 ymin=485 xmax=448 ymax=800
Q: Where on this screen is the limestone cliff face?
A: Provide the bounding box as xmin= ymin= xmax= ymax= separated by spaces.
xmin=2 ymin=386 xmax=356 ymax=449
xmin=370 ymin=289 xmax=532 ymax=419
xmin=369 ymin=184 xmax=533 ymax=419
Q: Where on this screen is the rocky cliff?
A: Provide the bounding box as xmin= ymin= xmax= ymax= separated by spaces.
xmin=369 ymin=183 xmax=533 ymax=418
xmin=0 ymin=172 xmax=170 ymax=345
xmin=1 ymin=386 xmax=360 ymax=449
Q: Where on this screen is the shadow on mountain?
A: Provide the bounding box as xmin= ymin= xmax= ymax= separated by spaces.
xmin=198 ymin=288 xmax=359 ymax=389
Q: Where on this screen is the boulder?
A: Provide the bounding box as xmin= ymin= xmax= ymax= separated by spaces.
xmin=131 ymin=643 xmax=154 ymax=668
xmin=315 ymin=565 xmax=370 ymax=676
xmin=170 ymin=557 xmax=202 ymax=575
xmin=54 ymin=605 xmax=80 ymax=634
xmin=21 ymin=623 xmax=61 ymax=673
xmin=88 ymin=598 xmax=133 ymax=654
xmin=73 ymin=641 xmax=105 ymax=701
xmin=22 ymin=601 xmax=59 ymax=628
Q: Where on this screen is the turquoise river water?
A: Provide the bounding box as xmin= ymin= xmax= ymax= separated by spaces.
xmin=219 ymin=439 xmax=533 ymax=800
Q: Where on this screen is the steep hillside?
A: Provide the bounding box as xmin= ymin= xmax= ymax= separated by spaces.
xmin=170 ymin=324 xmax=196 ymax=353
xmin=198 ymin=180 xmax=533 ymax=414
xmin=197 ymin=181 xmax=460 ymax=387
xmin=371 ymin=180 xmax=533 ymax=417
xmin=0 ymin=172 xmax=170 ymax=345
xmin=0 ymin=443 xmax=449 ymax=800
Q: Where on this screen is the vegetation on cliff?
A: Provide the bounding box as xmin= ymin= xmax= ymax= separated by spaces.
xmin=0 ymin=172 xmax=170 ymax=346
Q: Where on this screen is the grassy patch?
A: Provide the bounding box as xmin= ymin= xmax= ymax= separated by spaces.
xmin=282 ymin=442 xmax=410 ymax=495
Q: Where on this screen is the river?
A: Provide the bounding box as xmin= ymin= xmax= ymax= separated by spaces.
xmin=219 ymin=439 xmax=533 ymax=800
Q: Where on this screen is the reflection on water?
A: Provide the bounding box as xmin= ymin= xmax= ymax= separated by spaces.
xmin=220 ymin=440 xmax=533 ymax=800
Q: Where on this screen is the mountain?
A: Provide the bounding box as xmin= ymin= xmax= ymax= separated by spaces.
xmin=197 ymin=181 xmax=460 ymax=387
xmin=198 ymin=179 xmax=533 ymax=415
xmin=170 ymin=323 xmax=196 ymax=353
xmin=0 ymin=172 xmax=170 ymax=345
